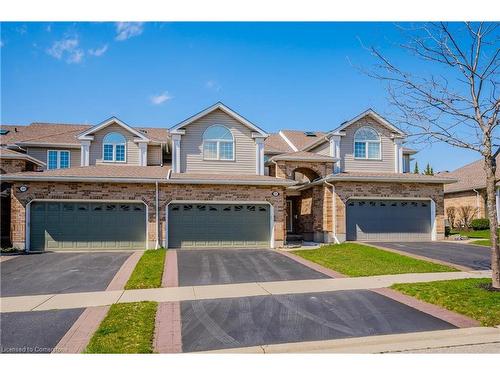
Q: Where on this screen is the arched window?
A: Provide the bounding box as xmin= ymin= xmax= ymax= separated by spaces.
xmin=202 ymin=125 xmax=234 ymax=160
xmin=354 ymin=127 xmax=381 ymax=159
xmin=103 ymin=132 xmax=126 ymax=162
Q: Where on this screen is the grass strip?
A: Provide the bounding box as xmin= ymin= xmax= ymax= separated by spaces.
xmin=85 ymin=302 xmax=158 ymax=353
xmin=392 ymin=278 xmax=500 ymax=326
xmin=125 ymin=248 xmax=166 ymax=290
xmin=293 ymin=243 xmax=457 ymax=277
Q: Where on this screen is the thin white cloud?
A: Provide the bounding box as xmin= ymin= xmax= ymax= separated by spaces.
xmin=115 ymin=22 xmax=144 ymax=41
xmin=16 ymin=24 xmax=27 ymax=35
xmin=150 ymin=92 xmax=173 ymax=105
xmin=46 ymin=37 xmax=84 ymax=64
xmin=206 ymin=80 xmax=222 ymax=92
xmin=88 ymin=44 xmax=108 ymax=57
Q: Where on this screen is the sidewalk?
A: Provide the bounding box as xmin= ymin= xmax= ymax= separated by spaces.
xmin=197 ymin=327 xmax=500 ymax=353
xmin=1 ymin=269 xmax=491 ymax=313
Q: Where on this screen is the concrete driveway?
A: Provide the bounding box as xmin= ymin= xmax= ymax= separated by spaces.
xmin=1 ymin=252 xmax=131 ymax=297
xmin=368 ymin=242 xmax=491 ymax=270
xmin=181 ymin=290 xmax=456 ymax=352
xmin=177 ymin=249 xmax=330 ymax=286
xmin=1 ymin=309 xmax=84 ymax=353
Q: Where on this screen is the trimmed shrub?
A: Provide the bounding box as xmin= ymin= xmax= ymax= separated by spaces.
xmin=471 ymin=218 xmax=490 ymax=231
xmin=445 ymin=226 xmax=451 ymax=237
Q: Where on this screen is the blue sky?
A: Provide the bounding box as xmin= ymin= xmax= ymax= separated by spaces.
xmin=0 ymin=22 xmax=482 ymax=171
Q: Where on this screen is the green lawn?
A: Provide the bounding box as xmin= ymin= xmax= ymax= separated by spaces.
xmin=292 ymin=243 xmax=457 ymax=277
xmin=85 ymin=302 xmax=158 ymax=353
xmin=125 ymin=248 xmax=166 ymax=290
xmin=471 ymin=239 xmax=491 ymax=246
xmin=452 ymin=229 xmax=498 ymax=239
xmin=392 ymin=278 xmax=500 ymax=326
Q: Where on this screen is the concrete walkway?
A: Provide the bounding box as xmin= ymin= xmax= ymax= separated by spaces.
xmin=1 ymin=269 xmax=491 ymax=313
xmin=197 ymin=326 xmax=500 ymax=353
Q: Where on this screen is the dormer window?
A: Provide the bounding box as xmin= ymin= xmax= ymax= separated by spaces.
xmin=203 ymin=125 xmax=234 ymax=161
xmin=103 ymin=132 xmax=126 ymax=162
xmin=354 ymin=127 xmax=381 ymax=160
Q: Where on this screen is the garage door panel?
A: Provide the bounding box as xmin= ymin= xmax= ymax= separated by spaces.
xmin=169 ymin=203 xmax=271 ymax=249
xmin=347 ymin=199 xmax=431 ymax=241
xmin=30 ymin=201 xmax=146 ymax=251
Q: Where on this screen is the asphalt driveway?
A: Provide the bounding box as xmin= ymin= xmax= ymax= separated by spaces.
xmin=0 ymin=252 xmax=131 ymax=297
xmin=181 ymin=290 xmax=456 ymax=352
xmin=369 ymin=242 xmax=491 ymax=270
xmin=1 ymin=308 xmax=84 ymax=353
xmin=177 ymin=249 xmax=330 ymax=286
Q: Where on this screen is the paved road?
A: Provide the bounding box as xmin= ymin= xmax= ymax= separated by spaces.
xmin=369 ymin=242 xmax=491 ymax=270
xmin=0 ymin=252 xmax=131 ymax=297
xmin=177 ymin=249 xmax=330 ymax=286
xmin=180 ymin=290 xmax=456 ymax=352
xmin=0 ymin=309 xmax=84 ymax=353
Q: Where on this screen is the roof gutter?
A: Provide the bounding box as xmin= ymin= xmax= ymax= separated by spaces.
xmin=0 ymin=154 xmax=46 ymax=167
xmin=1 ymin=175 xmax=297 ymax=186
xmin=293 ymin=174 xmax=457 ymax=190
xmin=16 ymin=142 xmax=81 ymax=149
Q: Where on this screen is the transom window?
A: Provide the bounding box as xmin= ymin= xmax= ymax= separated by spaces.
xmin=354 ymin=127 xmax=381 ymax=159
xmin=203 ymin=125 xmax=234 ymax=161
xmin=47 ymin=150 xmax=70 ymax=170
xmin=103 ymin=132 xmax=126 ymax=162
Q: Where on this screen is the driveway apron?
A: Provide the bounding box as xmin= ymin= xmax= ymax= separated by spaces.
xmin=1 ymin=309 xmax=84 ymax=353
xmin=1 ymin=252 xmax=131 ymax=297
xmin=180 ymin=290 xmax=456 ymax=352
xmin=369 ymin=242 xmax=491 ymax=270
xmin=177 ymin=249 xmax=330 ymax=286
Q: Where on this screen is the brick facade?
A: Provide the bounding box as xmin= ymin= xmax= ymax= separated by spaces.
xmin=287 ymin=181 xmax=445 ymax=243
xmin=10 ymin=181 xmax=286 ymax=250
xmin=444 ymin=190 xmax=487 ymax=222
xmin=332 ymin=181 xmax=445 ymax=241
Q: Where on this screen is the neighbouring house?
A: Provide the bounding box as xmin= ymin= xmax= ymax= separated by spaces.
xmin=442 ymin=156 xmax=500 ymax=226
xmin=0 ymin=102 xmax=455 ymax=252
xmin=0 ymin=144 xmax=45 ymax=247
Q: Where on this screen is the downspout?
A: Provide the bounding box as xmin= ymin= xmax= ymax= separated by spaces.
xmin=323 ymin=180 xmax=340 ymax=244
xmin=155 ymin=181 xmax=160 ymax=249
xmin=472 ymin=188 xmax=481 ymax=219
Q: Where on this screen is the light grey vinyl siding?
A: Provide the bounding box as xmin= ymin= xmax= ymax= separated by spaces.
xmin=147 ymin=145 xmax=162 ymax=166
xmin=309 ymin=140 xmax=331 ymax=156
xmin=89 ymin=123 xmax=140 ymax=165
xmin=180 ymin=109 xmax=257 ymax=174
xmin=340 ymin=118 xmax=395 ymax=172
xmin=26 ymin=146 xmax=81 ymax=169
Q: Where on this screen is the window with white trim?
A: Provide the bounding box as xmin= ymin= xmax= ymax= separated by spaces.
xmin=47 ymin=150 xmax=71 ymax=170
xmin=202 ymin=125 xmax=234 ymax=160
xmin=103 ymin=132 xmax=126 ymax=162
xmin=354 ymin=127 xmax=381 ymax=159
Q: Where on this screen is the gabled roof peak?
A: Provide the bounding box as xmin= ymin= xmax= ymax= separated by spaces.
xmin=170 ymin=102 xmax=268 ymax=137
xmin=77 ymin=116 xmax=150 ymax=141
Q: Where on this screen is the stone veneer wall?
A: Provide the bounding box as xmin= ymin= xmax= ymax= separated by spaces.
xmin=444 ymin=190 xmax=487 ymax=221
xmin=10 ymin=182 xmax=286 ymax=250
xmin=0 ymin=159 xmax=28 ymax=174
xmin=274 ymin=160 xmax=333 ymax=180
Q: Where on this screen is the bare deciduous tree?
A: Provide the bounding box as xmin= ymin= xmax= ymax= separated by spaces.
xmin=363 ymin=22 xmax=500 ymax=288
xmin=446 ymin=206 xmax=457 ymax=228
xmin=459 ymin=205 xmax=478 ymax=230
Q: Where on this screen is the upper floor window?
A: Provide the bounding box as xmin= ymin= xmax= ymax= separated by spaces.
xmin=203 ymin=125 xmax=234 ymax=161
xmin=103 ymin=132 xmax=126 ymax=162
xmin=47 ymin=150 xmax=70 ymax=170
xmin=354 ymin=127 xmax=381 ymax=160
